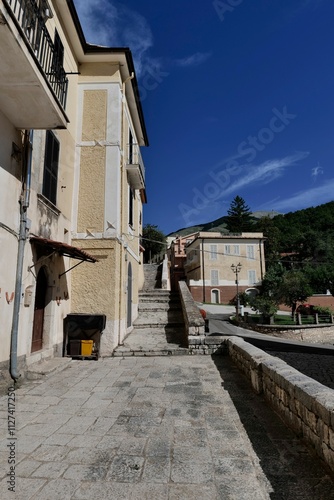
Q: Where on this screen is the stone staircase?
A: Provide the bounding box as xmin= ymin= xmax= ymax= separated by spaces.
xmin=114 ymin=264 xmax=188 ymax=356
xmin=142 ymin=262 xmax=162 ymax=290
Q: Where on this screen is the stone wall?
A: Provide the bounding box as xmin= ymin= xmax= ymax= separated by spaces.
xmin=241 ymin=319 xmax=334 ymax=345
xmin=178 ymin=281 xmax=205 ymax=340
xmin=227 ymin=336 xmax=334 ymax=472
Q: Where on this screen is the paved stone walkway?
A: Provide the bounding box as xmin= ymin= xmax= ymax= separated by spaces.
xmin=1 ymin=356 xmax=334 ymax=499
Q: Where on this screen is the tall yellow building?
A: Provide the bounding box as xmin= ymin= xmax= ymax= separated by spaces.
xmin=71 ymin=49 xmax=148 ymax=355
xmin=0 ymin=0 xmax=148 ymax=380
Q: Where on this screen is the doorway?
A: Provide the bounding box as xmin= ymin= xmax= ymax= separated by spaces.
xmin=127 ymin=262 xmax=132 ymax=328
xmin=31 ymin=267 xmax=48 ymax=352
xmin=211 ymin=289 xmax=220 ymax=304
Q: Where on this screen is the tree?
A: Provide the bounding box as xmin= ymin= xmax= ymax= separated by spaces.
xmin=142 ymin=224 xmax=166 ymax=263
xmin=226 ymin=196 xmax=254 ymax=233
xmin=249 ymin=295 xmax=279 ymax=324
xmin=261 ymin=263 xmax=285 ymax=297
xmin=277 ymin=270 xmax=313 ymax=316
xmin=256 ymin=216 xmax=281 ymax=269
xmin=248 ymin=265 xmax=283 ymax=323
xmin=304 ymin=264 xmax=334 ymax=296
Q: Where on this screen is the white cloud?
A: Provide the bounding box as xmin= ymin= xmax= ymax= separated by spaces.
xmin=311 ymin=163 xmax=324 ymax=180
xmin=73 ymin=0 xmax=155 ymax=76
xmin=218 ymin=152 xmax=309 ymax=198
xmin=175 ymin=52 xmax=212 ymax=68
xmin=264 ymin=179 xmax=334 ymax=212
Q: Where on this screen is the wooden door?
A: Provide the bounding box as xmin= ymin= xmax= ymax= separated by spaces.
xmin=31 ymin=268 xmax=47 ymax=352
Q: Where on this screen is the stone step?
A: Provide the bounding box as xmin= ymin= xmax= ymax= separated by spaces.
xmin=139 ymin=290 xmax=178 ymax=297
xmin=139 ymin=293 xmax=179 ymax=299
xmin=139 ymin=304 xmax=182 ymax=312
xmin=113 ymin=347 xmax=189 ymax=357
xmin=135 ymin=310 xmax=184 ymax=322
xmin=133 ymin=322 xmax=185 ymax=331
xmin=26 ymin=357 xmax=72 ymax=380
xmin=139 ymin=300 xmax=181 ymax=308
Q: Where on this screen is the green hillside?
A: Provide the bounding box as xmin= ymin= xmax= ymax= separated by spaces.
xmin=168 ymin=211 xmax=278 ymax=237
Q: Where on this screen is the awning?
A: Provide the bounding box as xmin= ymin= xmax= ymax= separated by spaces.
xmin=30 ymin=237 xmax=98 ymax=263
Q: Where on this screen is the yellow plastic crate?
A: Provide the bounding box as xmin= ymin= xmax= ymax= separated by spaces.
xmin=81 ymin=340 xmax=93 ymax=356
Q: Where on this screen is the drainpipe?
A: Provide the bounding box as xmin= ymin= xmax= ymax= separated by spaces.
xmin=10 ymin=130 xmax=33 ymax=381
xmin=201 ymin=238 xmax=205 ymax=303
xmin=118 ymin=72 xmax=134 ymax=346
xmin=259 ymin=238 xmax=264 ymax=281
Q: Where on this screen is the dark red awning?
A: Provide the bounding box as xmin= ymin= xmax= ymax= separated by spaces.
xmin=30 ymin=237 xmax=98 ymax=263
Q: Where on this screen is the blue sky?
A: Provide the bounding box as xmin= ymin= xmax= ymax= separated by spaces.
xmin=74 ymin=0 xmax=334 ymax=235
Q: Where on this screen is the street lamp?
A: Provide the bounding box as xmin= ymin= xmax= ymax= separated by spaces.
xmin=231 ymin=263 xmax=242 ymax=320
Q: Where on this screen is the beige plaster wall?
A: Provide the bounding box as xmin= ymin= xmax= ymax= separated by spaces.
xmin=71 ymin=239 xmax=123 ymax=354
xmin=77 ymin=90 xmax=107 ymax=233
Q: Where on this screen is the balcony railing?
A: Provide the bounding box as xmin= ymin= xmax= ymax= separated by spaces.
xmin=5 ymin=0 xmax=68 ymax=109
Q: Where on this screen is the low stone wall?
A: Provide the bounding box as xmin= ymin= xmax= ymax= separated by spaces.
xmin=178 ymin=282 xmax=205 ymax=344
xmin=240 ymin=319 xmax=334 ymax=345
xmin=227 ymin=336 xmax=334 ymax=472
xmin=188 ymin=335 xmax=227 ymax=355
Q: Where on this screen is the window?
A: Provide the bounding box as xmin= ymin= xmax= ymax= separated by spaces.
xmin=211 ymin=269 xmax=219 ymax=286
xmin=248 ymin=270 xmax=257 ymax=285
xmin=129 ymin=129 xmax=133 ymax=164
xmin=42 ymin=131 xmax=59 ymax=205
xmin=225 ymin=244 xmax=239 ymax=255
xmin=210 ymin=244 xmax=218 ymax=260
xmin=53 ymin=30 xmax=64 ymax=77
xmin=247 ymin=245 xmax=255 ymax=260
xmin=129 ymin=187 xmax=134 ymax=227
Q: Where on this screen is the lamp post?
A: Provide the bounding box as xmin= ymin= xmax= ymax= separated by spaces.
xmin=231 ymin=263 xmax=242 ymax=320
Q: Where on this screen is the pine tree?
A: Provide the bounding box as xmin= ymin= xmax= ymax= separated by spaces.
xmin=226 ymin=196 xmax=253 ymax=233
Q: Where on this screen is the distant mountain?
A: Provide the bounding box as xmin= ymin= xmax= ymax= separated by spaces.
xmin=252 ymin=210 xmax=280 ymax=219
xmin=168 ymin=211 xmax=279 ymax=237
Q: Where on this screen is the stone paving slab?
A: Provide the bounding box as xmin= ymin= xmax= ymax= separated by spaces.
xmin=116 ymin=327 xmax=188 ymax=356
xmin=1 ymin=356 xmax=334 ymax=499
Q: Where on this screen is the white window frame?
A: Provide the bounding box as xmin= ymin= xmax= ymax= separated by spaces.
xmin=247 ymin=245 xmax=255 ymax=260
xmin=225 ymin=244 xmax=231 ymax=255
xmin=210 ymin=244 xmax=218 ymax=260
xmin=233 ymin=245 xmax=240 ymax=255
xmin=211 ymin=269 xmax=219 ymax=286
xmin=248 ymin=270 xmax=257 ymax=285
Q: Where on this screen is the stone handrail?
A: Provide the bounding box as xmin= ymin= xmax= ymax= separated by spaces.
xmin=161 ymin=254 xmax=170 ymax=290
xmin=178 ymin=281 xmax=205 ymax=336
xmin=227 ymin=336 xmax=334 ymax=473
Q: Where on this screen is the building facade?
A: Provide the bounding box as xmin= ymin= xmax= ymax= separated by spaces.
xmin=70 ymin=50 xmax=148 ymax=355
xmin=168 ymin=233 xmax=197 ymax=290
xmin=184 ymin=232 xmax=266 ymax=304
xmin=0 ymin=0 xmax=148 ymax=379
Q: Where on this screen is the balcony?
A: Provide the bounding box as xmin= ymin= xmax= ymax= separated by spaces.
xmin=0 ymin=0 xmax=69 ymax=129
xmin=126 ymin=143 xmax=145 ymax=190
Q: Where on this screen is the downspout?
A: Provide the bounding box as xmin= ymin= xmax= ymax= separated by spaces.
xmin=10 ymin=130 xmax=33 ymax=381
xmin=259 ymin=238 xmax=264 ymax=281
xmin=201 ymin=238 xmax=205 ymax=303
xmin=118 ymin=72 xmax=134 ymax=346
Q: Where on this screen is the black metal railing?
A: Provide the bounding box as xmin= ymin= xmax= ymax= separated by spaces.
xmin=5 ymin=0 xmax=68 ymax=109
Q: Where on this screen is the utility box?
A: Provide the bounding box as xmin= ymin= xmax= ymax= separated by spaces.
xmin=64 ymin=314 xmax=106 ymax=359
